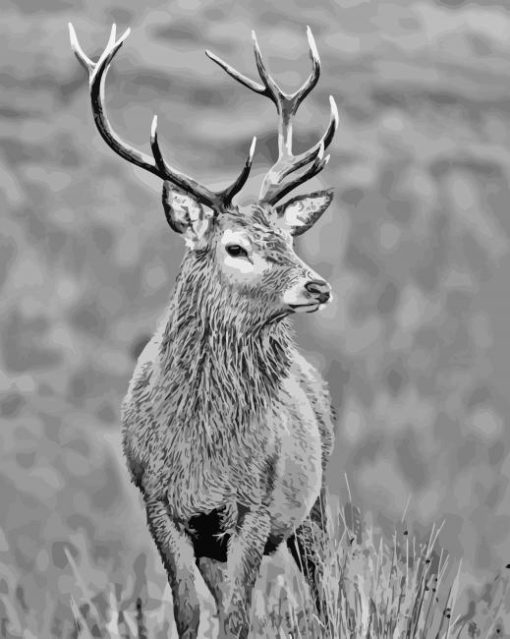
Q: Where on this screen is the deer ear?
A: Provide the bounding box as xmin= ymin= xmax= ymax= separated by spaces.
xmin=276 ymin=190 xmax=334 ymax=236
xmin=162 ymin=182 xmax=213 ymax=248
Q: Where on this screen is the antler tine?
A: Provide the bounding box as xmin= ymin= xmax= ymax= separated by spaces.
xmin=291 ymin=26 xmax=321 ymax=109
xmin=68 ymin=22 xmax=95 ymax=72
xmin=251 ymin=31 xmax=283 ymax=106
xmin=69 ymin=24 xmax=255 ymax=210
xmin=221 ymin=136 xmax=258 ymax=206
xmin=205 ymin=50 xmax=266 ymax=95
xmin=205 ymin=31 xmax=283 ymax=107
xmin=264 ymin=142 xmax=331 ymax=204
xmin=106 ymin=23 xmax=117 ymax=49
xmin=149 ymin=115 xmax=218 ymax=201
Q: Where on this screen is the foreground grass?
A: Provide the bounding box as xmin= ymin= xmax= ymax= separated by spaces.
xmin=1 ymin=498 xmax=508 ymax=638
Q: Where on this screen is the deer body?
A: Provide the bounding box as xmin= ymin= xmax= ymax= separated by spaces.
xmin=122 ymin=295 xmax=332 ymax=539
xmin=70 ymin=22 xmax=339 ymax=638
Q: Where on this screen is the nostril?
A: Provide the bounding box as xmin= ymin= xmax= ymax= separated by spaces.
xmin=304 ymin=279 xmax=331 ymax=301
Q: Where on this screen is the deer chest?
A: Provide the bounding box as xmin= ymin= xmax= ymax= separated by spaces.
xmin=266 ymin=377 xmax=324 ymax=536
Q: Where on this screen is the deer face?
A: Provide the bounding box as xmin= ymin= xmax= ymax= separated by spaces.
xmin=164 ymin=185 xmax=333 ymax=317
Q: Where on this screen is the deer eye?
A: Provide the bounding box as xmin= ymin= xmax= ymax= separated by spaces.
xmin=226 ymin=244 xmax=248 ymax=258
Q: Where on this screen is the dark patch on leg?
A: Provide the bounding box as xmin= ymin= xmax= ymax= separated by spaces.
xmin=188 ymin=506 xmax=280 ymax=561
xmin=263 ymin=533 xmax=284 ymax=556
xmin=187 ymin=508 xmax=230 ymax=562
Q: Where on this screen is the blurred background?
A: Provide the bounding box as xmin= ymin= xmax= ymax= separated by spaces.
xmin=1 ymin=0 xmax=510 ymax=632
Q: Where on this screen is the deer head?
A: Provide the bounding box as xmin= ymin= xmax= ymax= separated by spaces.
xmin=69 ymin=24 xmax=339 ymax=325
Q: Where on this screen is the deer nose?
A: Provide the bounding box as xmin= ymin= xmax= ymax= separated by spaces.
xmin=304 ymin=279 xmax=331 ymax=303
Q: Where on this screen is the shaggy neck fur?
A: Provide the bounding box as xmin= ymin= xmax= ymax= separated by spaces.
xmin=159 ymin=250 xmax=294 ymax=441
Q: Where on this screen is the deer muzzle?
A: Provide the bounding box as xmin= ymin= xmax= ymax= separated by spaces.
xmin=284 ymin=276 xmax=332 ymax=313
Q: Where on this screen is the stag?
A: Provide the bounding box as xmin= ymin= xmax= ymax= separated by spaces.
xmin=69 ymin=22 xmax=338 ymax=639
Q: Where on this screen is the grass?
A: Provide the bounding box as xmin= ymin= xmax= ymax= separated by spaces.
xmin=251 ymin=494 xmax=510 ymax=639
xmin=1 ymin=495 xmax=508 ymax=639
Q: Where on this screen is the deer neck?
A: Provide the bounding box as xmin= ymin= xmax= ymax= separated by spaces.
xmin=158 ymin=254 xmax=294 ymax=424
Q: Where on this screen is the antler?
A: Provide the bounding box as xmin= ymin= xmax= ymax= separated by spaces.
xmin=68 ymin=23 xmax=256 ymax=210
xmin=206 ymin=26 xmax=339 ymax=206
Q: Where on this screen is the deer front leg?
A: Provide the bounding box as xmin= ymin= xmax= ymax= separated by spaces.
xmin=286 ymin=487 xmax=329 ymax=624
xmin=145 ymin=500 xmax=200 ymax=639
xmin=220 ymin=507 xmax=271 ymax=639
xmin=197 ymin=557 xmax=228 ymax=616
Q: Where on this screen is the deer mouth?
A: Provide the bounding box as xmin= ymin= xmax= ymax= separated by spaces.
xmin=288 ymin=302 xmax=324 ymax=314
